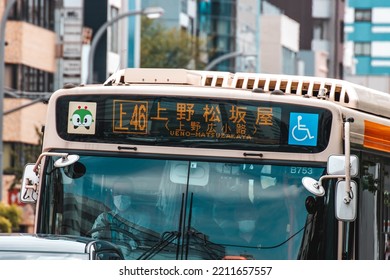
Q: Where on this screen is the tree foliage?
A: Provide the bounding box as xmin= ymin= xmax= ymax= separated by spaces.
xmin=0 ymin=216 xmax=11 ymax=233
xmin=141 ymin=18 xmax=206 ymax=69
xmin=0 ymin=203 xmax=23 ymax=232
xmin=4 ymin=126 xmax=42 ymax=189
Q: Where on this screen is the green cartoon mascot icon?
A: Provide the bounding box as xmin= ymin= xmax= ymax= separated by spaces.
xmin=70 ymin=105 xmax=94 ymax=129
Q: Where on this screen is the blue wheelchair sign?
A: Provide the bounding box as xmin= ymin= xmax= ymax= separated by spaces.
xmin=288 ymin=112 xmax=319 ymax=146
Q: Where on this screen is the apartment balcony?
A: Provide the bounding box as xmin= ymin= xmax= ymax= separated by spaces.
xmin=5 ymin=21 xmax=56 ymax=73
xmin=311 ymin=38 xmax=330 ymax=54
xmin=312 ymin=0 xmax=331 ymax=19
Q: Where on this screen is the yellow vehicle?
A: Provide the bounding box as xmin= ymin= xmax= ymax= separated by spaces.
xmin=21 ymin=68 xmax=390 ymax=259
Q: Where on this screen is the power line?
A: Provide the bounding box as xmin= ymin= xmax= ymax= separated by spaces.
xmin=4 ymin=95 xmax=51 ymax=116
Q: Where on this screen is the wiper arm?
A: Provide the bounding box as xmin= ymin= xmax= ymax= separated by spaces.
xmin=86 ymin=212 xmax=160 ymax=245
xmin=184 ymin=193 xmax=225 ymax=259
xmin=138 ymin=193 xmax=186 ymax=260
xmin=187 ymin=227 xmax=225 ymax=260
xmin=184 ymin=192 xmax=194 ymax=259
xmin=137 ymin=230 xmax=180 ymax=260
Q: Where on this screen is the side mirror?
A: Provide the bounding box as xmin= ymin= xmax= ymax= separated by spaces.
xmin=327 ymin=155 xmax=359 ymax=177
xmin=335 ymin=180 xmax=357 ymax=221
xmin=20 ymin=164 xmax=39 ymax=203
xmin=20 ymin=153 xmax=80 ymax=204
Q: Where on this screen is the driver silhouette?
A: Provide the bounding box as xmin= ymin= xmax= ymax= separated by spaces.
xmin=89 ymin=178 xmax=155 ymax=257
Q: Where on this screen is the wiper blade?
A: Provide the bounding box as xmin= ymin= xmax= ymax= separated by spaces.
xmin=138 ymin=193 xmax=186 ymax=260
xmin=137 ymin=230 xmax=180 ymax=260
xmin=183 ymin=193 xmax=225 ymax=260
xmin=186 ymin=227 xmax=225 ymax=260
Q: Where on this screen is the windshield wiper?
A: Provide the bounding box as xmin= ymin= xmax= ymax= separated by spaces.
xmin=85 ymin=212 xmax=161 ymax=247
xmin=137 ymin=230 xmax=180 ymax=260
xmin=186 ymin=227 xmax=226 ymax=259
xmin=137 ymin=193 xmax=186 ymax=260
xmin=184 ymin=193 xmax=225 ymax=260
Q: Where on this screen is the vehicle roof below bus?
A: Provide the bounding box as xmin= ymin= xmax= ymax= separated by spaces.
xmin=0 ymin=234 xmax=124 ymax=260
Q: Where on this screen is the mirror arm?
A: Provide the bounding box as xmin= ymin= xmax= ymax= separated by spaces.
xmin=344 ymin=118 xmax=352 ymax=194
xmin=317 ymin=174 xmax=353 ymax=204
xmin=318 ymin=174 xmax=346 ymax=186
xmin=343 ymin=118 xmax=354 ymax=203
xmin=33 ymin=152 xmax=69 ymax=174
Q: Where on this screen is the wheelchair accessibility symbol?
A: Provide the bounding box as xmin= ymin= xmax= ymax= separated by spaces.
xmin=288 ymin=113 xmax=318 ymax=146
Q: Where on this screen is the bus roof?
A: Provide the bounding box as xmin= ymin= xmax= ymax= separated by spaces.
xmin=104 ymin=68 xmax=390 ymax=120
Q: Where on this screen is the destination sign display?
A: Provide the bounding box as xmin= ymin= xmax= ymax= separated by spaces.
xmin=57 ymin=95 xmax=332 ymax=153
xmin=111 ymin=99 xmax=281 ymax=144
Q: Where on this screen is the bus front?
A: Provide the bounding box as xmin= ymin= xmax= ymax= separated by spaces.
xmin=22 ymin=69 xmax=343 ymax=260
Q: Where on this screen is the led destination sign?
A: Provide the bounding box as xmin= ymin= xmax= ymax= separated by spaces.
xmin=57 ymin=95 xmax=332 ymax=153
xmin=112 ymin=99 xmax=280 ymax=142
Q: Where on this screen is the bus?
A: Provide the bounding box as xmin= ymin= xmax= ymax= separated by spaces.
xmin=20 ymin=68 xmax=390 ymax=260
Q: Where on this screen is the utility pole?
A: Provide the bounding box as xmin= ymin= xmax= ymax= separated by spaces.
xmin=86 ymin=7 xmax=164 ymax=84
xmin=0 ymin=0 xmax=17 ymax=202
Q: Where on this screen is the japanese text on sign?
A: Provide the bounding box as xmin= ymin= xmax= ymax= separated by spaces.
xmin=113 ymin=100 xmax=280 ymax=141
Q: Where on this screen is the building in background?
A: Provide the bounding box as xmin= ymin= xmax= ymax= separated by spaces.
xmin=127 ymin=0 xmax=141 ymax=68
xmin=56 ymin=0 xmax=131 ymax=85
xmin=82 ymin=0 xmax=128 ymax=83
xmin=141 ymin=0 xmax=201 ymax=67
xmin=141 ymin=0 xmax=298 ymax=74
xmin=267 ymin=0 xmax=345 ymax=79
xmin=260 ymin=12 xmax=300 ymax=75
xmin=55 ymin=0 xmax=84 ymax=88
xmin=142 ymin=0 xmax=197 ymax=30
xmin=1 ymin=0 xmax=57 ymax=232
xmin=344 ymin=0 xmax=390 ymax=92
xmin=198 ymin=0 xmax=238 ymax=72
xmin=235 ymin=0 xmax=260 ymax=72
xmin=141 ymin=0 xmax=239 ymax=72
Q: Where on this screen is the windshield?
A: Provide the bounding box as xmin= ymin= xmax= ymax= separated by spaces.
xmin=38 ymin=155 xmax=325 ymax=260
